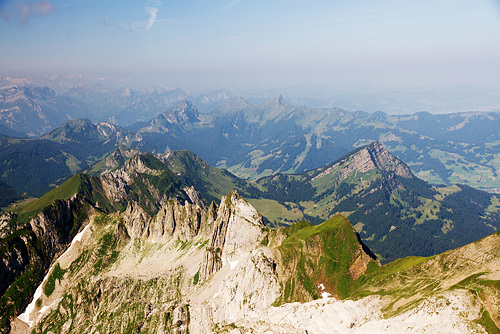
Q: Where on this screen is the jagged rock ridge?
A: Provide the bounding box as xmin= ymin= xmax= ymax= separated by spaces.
xmin=1 ymin=144 xmax=499 ymax=333
xmin=8 ymin=186 xmax=498 ymax=333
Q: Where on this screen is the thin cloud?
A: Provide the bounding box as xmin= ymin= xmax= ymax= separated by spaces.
xmin=145 ymin=6 xmax=157 ymax=31
xmin=219 ymin=35 xmax=245 ymax=41
xmin=222 ymin=0 xmax=242 ymax=11
xmin=0 ymin=0 xmax=54 ymax=23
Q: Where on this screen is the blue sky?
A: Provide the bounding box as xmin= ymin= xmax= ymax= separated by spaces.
xmin=1 ymin=0 xmax=500 ymax=90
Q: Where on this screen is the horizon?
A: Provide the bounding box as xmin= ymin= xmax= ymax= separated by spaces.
xmin=2 ymin=0 xmax=500 ymax=92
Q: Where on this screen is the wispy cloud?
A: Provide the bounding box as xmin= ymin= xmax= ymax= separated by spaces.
xmin=145 ymin=6 xmax=157 ymax=31
xmin=219 ymin=35 xmax=245 ymax=41
xmin=0 ymin=0 xmax=54 ymax=23
xmin=222 ymin=0 xmax=242 ymax=11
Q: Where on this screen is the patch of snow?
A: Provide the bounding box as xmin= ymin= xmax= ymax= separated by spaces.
xmin=321 ymin=291 xmax=332 ymax=299
xmin=229 ymin=260 xmax=239 ymax=270
xmin=18 ymin=274 xmax=48 ymax=326
xmin=221 ymin=257 xmax=226 ymax=267
xmin=317 ymin=283 xmax=331 ymax=299
xmin=71 ymin=224 xmax=89 ymax=244
xmin=18 ymin=224 xmax=90 ymax=327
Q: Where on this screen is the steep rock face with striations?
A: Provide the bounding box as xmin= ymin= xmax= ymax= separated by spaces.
xmin=29 ymin=196 xmax=81 ymax=260
xmin=200 ymin=190 xmax=265 ymax=281
xmin=87 ymin=153 xmax=191 ymax=215
xmin=311 ymin=141 xmax=413 ymax=184
xmin=123 ymin=198 xmax=215 ymax=242
xmin=2 ymin=179 xmax=498 ymax=333
xmin=366 ymin=141 xmax=414 ymax=177
xmin=190 ymin=191 xmax=282 ymax=330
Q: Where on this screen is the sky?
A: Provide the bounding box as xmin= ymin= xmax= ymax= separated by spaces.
xmin=1 ymin=0 xmax=500 ymax=91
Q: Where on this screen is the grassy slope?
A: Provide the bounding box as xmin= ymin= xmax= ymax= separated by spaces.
xmin=353 ymin=231 xmax=500 ymax=332
xmin=13 ymin=174 xmax=82 ymax=224
xmin=274 ymin=215 xmax=376 ymax=304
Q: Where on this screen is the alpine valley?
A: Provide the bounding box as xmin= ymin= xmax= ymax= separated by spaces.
xmin=1 ymin=141 xmax=499 ymax=333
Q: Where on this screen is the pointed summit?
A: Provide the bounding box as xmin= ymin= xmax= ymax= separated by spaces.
xmin=276 ymin=95 xmax=288 ymax=107
xmin=364 ymin=141 xmax=413 ymax=178
xmin=253 ymin=95 xmax=293 ymax=123
xmin=41 ymin=118 xmax=131 ymax=144
xmin=260 ymin=95 xmax=290 ymax=109
xmin=162 ymin=100 xmax=200 ymax=124
xmin=311 ymin=141 xmax=413 ymax=184
xmin=141 ymin=100 xmax=200 ymax=133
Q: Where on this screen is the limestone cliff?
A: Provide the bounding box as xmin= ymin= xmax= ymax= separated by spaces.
xmin=7 ymin=188 xmax=499 ymax=334
xmin=122 ymin=198 xmax=211 ymax=242
xmin=200 ymin=190 xmax=265 ymax=281
xmin=3 ymin=145 xmax=499 ymax=334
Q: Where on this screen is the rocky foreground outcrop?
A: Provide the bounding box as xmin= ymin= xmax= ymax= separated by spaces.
xmin=3 ymin=145 xmax=499 ymax=333
xmin=6 ymin=186 xmax=499 ymax=334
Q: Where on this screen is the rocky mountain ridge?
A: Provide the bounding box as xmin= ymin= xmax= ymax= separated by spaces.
xmin=0 ymin=143 xmax=498 ymax=332
xmin=7 ymin=187 xmax=379 ymax=333
xmin=84 ymin=142 xmax=500 ymax=264
xmin=2 ymin=94 xmax=500 ymax=199
xmin=4 ymin=184 xmax=499 ymax=333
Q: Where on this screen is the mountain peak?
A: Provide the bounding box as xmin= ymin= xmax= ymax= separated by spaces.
xmin=276 ymin=95 xmax=288 ymax=106
xmin=261 ymin=95 xmax=289 ymax=108
xmin=162 ymin=100 xmax=200 ymax=124
xmin=311 ymin=141 xmax=413 ymax=184
xmin=364 ymin=141 xmax=413 ymax=178
xmin=41 ymin=118 xmax=93 ymax=141
xmin=41 ymin=118 xmax=131 ymax=143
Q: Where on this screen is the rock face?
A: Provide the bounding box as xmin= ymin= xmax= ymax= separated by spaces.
xmin=90 ymin=153 xmax=191 ymax=215
xmin=29 ymin=196 xmax=79 ymax=259
xmin=0 ymin=212 xmax=16 ymax=238
xmin=191 ymin=247 xmax=281 ymax=332
xmin=366 ymin=141 xmax=413 ymax=177
xmin=122 ymin=201 xmax=151 ymax=239
xmin=7 ymin=183 xmax=499 ymax=334
xmin=123 ymin=198 xmax=209 ymax=242
xmin=0 ymin=232 xmax=31 ymax=295
xmin=200 ymin=190 xmax=265 ymax=281
xmin=190 ymin=191 xmax=281 ymax=331
xmin=312 ymin=141 xmax=413 ymax=183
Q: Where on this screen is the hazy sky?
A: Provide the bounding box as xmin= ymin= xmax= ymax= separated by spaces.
xmin=1 ymin=0 xmax=500 ymax=90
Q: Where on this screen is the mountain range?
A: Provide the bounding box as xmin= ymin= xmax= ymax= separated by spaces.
xmin=1 ymin=143 xmax=499 ymax=333
xmin=1 ymin=89 xmax=499 ymax=200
